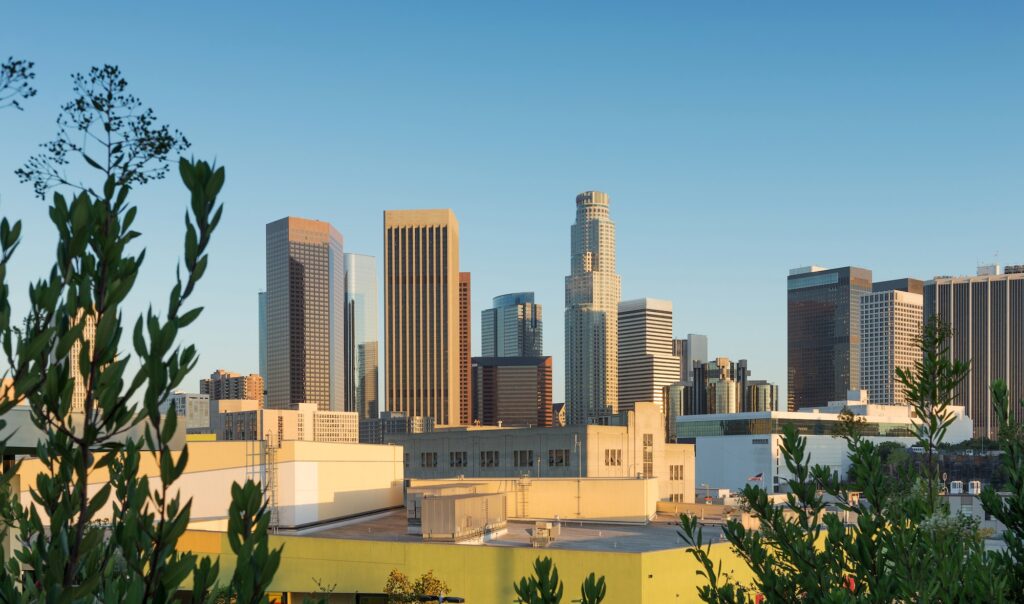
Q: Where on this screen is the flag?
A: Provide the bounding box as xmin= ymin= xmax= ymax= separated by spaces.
xmin=747 ymin=472 xmax=763 ymax=482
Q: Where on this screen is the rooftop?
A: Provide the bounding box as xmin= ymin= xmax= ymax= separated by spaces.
xmin=293 ymin=509 xmax=723 ymax=553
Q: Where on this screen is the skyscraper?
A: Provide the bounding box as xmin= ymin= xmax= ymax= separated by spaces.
xmin=860 ymin=289 xmax=923 ymax=405
xmin=618 ymin=298 xmax=680 ymax=414
xmin=383 ymin=209 xmax=462 ymax=426
xmin=458 ymin=272 xmax=472 ymax=425
xmin=471 ymin=356 xmax=553 ymax=428
xmin=481 ymin=292 xmax=543 ymax=357
xmin=69 ymin=309 xmax=96 ymax=414
xmin=924 ymin=265 xmax=1024 ymax=437
xmin=344 ymin=253 xmax=379 ymax=420
xmin=565 ymin=191 xmax=621 ymax=425
xmin=672 ymin=334 xmax=708 ymax=383
xmin=265 ymin=217 xmax=345 ymax=411
xmin=787 ymin=265 xmax=872 ymax=411
xmin=257 ymin=291 xmax=268 ymax=385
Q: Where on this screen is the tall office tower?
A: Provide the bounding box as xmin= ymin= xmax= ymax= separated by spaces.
xmin=265 ymin=217 xmax=345 ymax=411
xmin=458 ymin=272 xmax=472 ymax=425
xmin=200 ymin=369 xmax=265 ymax=403
xmin=787 ymin=265 xmax=873 ymax=411
xmin=383 ymin=210 xmax=462 ymax=426
xmin=565 ymin=191 xmax=621 ymax=424
xmin=672 ymin=334 xmax=708 ymax=383
xmin=924 ymin=265 xmax=1024 ymax=437
xmin=691 ymin=357 xmax=752 ymax=414
xmin=873 ymin=278 xmax=924 ymax=296
xmin=860 ymin=289 xmax=923 ymax=405
xmin=618 ymin=299 xmax=680 ymax=414
xmin=481 ymin=292 xmax=543 ymax=357
xmin=257 ymin=291 xmax=268 ymax=386
xmin=745 ymin=380 xmax=780 ymax=412
xmin=68 ymin=310 xmax=97 ymax=414
xmin=344 ymin=253 xmax=379 ymax=420
xmin=471 ymin=356 xmax=553 ymax=428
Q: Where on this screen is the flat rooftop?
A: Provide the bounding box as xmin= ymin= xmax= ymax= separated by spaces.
xmin=292 ymin=509 xmax=726 ymax=553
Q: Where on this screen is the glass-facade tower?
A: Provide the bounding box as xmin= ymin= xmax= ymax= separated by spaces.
xmin=265 ymin=217 xmax=345 ymax=411
xmin=565 ymin=191 xmax=621 ymax=424
xmin=481 ymin=292 xmax=543 ymax=357
xmin=344 ymin=253 xmax=379 ymax=420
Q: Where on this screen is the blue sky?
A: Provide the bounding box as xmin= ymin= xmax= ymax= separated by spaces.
xmin=2 ymin=1 xmax=1022 ymax=403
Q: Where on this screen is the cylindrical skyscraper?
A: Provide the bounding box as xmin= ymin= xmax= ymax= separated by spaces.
xmin=565 ymin=191 xmax=621 ymax=424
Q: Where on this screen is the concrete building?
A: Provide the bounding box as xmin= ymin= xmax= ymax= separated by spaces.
xmin=471 ymin=356 xmax=553 ymax=428
xmin=924 ymin=265 xmax=1024 ymax=437
xmin=459 ymin=271 xmax=472 ymax=425
xmin=860 ymin=289 xmax=923 ymax=404
xmin=788 ymin=265 xmax=873 ymax=411
xmin=68 ymin=309 xmax=97 ymax=414
xmin=168 ymin=392 xmax=212 ymax=432
xmin=344 ymin=253 xmax=379 ymax=420
xmin=215 ymin=402 xmax=358 ymax=444
xmin=481 ymin=292 xmax=543 ymax=357
xmin=359 ymin=411 xmax=435 ymax=444
xmin=199 ymin=369 xmax=264 ymax=404
xmin=565 ymin=191 xmax=622 ymax=425
xmin=392 ymin=403 xmax=695 ymax=504
xmin=672 ymin=334 xmax=708 ymax=383
xmin=257 ymin=291 xmax=267 ymax=384
xmin=265 ymin=217 xmax=345 ymax=411
xmin=384 ymin=210 xmax=462 ymax=426
xmin=676 ymin=395 xmax=973 ymax=493
xmin=618 ymin=299 xmax=680 ymax=414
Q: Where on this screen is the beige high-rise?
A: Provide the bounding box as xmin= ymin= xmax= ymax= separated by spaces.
xmin=384 ymin=210 xmax=462 ymax=426
xmin=69 ymin=310 xmax=97 ymax=414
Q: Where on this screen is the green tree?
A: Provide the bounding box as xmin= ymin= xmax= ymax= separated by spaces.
xmin=981 ymin=380 xmax=1024 ymax=596
xmin=383 ymin=569 xmax=452 ymax=603
xmin=679 ymin=317 xmax=1011 ymax=602
xmin=0 ymin=57 xmax=36 ymax=110
xmin=513 ymin=557 xmax=606 ymax=604
xmin=0 ymin=64 xmax=279 ymax=602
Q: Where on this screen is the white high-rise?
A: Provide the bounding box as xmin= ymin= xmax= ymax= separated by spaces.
xmin=618 ymin=298 xmax=680 ymax=414
xmin=860 ymin=290 xmax=923 ymax=404
xmin=565 ymin=191 xmax=621 ymax=424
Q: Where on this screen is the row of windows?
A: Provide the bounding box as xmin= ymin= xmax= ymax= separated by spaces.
xmin=414 ymin=448 xmax=574 ymax=468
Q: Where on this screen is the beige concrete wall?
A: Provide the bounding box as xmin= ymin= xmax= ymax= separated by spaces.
xmin=409 ymin=477 xmax=658 ymax=523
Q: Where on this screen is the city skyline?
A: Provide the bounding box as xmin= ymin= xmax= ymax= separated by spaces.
xmin=2 ymin=2 xmax=1022 ymax=405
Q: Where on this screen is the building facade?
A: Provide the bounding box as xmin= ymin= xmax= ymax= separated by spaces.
xmin=169 ymin=392 xmax=212 ymax=432
xmin=359 ymin=411 xmax=435 ymax=444
xmin=787 ymin=265 xmax=873 ymax=411
xmin=216 ymin=403 xmax=358 ymax=444
xmin=618 ymin=299 xmax=680 ymax=414
xmin=860 ymin=289 xmax=923 ymax=405
xmin=200 ymin=369 xmax=264 ymax=403
xmin=383 ymin=210 xmax=462 ymax=426
xmin=68 ymin=309 xmax=97 ymax=414
xmin=265 ymin=217 xmax=345 ymax=411
xmin=471 ymin=356 xmax=553 ymax=428
xmin=565 ymin=191 xmax=621 ymax=424
xmin=481 ymin=292 xmax=543 ymax=357
xmin=459 ymin=272 xmax=472 ymax=425
xmin=344 ymin=253 xmax=379 ymax=420
xmin=924 ymin=266 xmax=1024 ymax=437
xmin=258 ymin=291 xmax=268 ymax=384
xmin=745 ymin=380 xmax=779 ymax=413
xmin=672 ymin=334 xmax=708 ymax=384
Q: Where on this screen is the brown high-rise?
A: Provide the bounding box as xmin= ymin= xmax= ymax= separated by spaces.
xmin=200 ymin=369 xmax=264 ymax=403
xmin=471 ymin=356 xmax=553 ymax=428
xmin=787 ymin=265 xmax=872 ymax=410
xmin=383 ymin=210 xmax=462 ymax=426
xmin=458 ymin=272 xmax=472 ymax=424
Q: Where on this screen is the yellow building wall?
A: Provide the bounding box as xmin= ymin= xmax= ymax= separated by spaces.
xmin=177 ymin=529 xmax=755 ymax=603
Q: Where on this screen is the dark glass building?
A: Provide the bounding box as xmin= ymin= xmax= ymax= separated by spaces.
xmin=923 ymin=266 xmax=1024 ymax=438
xmin=787 ymin=266 xmax=873 ymax=411
xmin=471 ymin=356 xmax=553 ymax=428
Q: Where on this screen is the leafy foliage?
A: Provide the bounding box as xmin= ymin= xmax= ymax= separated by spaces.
xmin=17 ymin=64 xmax=190 ymax=198
xmin=0 ymin=63 xmax=279 ymax=602
xmin=383 ymin=569 xmax=452 ymax=602
xmin=981 ymin=380 xmax=1024 ymax=596
xmin=679 ymin=318 xmax=1015 ymax=602
xmin=514 ymin=557 xmax=606 ymax=604
xmin=0 ymin=57 xmax=36 ymax=110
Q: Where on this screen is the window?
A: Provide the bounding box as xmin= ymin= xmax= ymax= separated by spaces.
xmin=548 ymin=448 xmax=570 ymax=467
xmin=642 ymin=433 xmax=654 ymax=478
xmin=670 ymin=465 xmax=685 ymax=481
xmin=450 ymin=451 xmax=467 ymax=468
xmin=420 ymin=452 xmax=437 ymax=468
xmin=604 ymin=449 xmax=622 ymax=466
xmin=514 ymin=450 xmax=534 ymax=467
xmin=480 ymin=450 xmax=500 ymax=467
xmin=404 ymin=453 xmax=409 ymax=468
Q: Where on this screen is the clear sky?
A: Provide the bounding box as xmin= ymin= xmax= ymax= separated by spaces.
xmin=2 ymin=1 xmax=1022 ymax=403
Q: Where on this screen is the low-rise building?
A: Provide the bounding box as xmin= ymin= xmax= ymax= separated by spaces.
xmin=359 ymin=411 xmax=434 ymax=444
xmin=216 ymin=402 xmax=358 ymax=444
xmin=676 ymin=393 xmax=973 ymax=492
xmin=391 ymin=403 xmax=694 ymax=504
